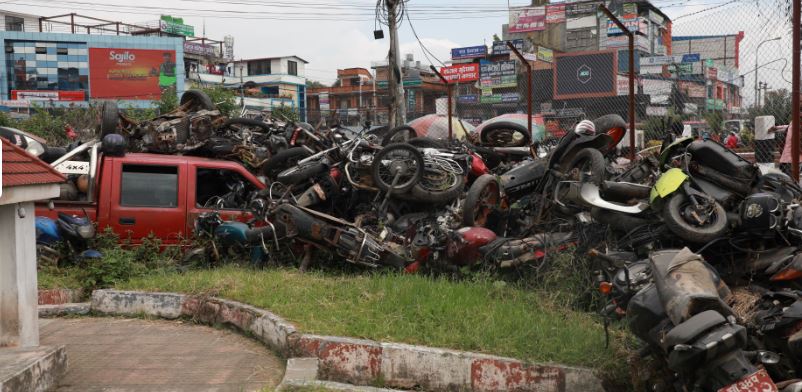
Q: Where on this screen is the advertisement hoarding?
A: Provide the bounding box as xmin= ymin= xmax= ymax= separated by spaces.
xmin=480 ymin=92 xmax=519 ymax=104
xmin=89 ymin=48 xmax=177 ymax=100
xmin=537 ymin=46 xmax=554 ymax=63
xmin=319 ymin=92 xmax=330 ymax=111
xmin=554 ymin=51 xmax=617 ymax=100
xmin=492 ymin=39 xmax=524 ymax=55
xmin=509 ymin=6 xmax=546 ymax=33
xmin=480 ymin=61 xmax=517 ymax=89
xmin=566 ymin=1 xmax=601 ymax=16
xmin=451 ymin=45 xmax=487 ymax=60
xmin=10 ymin=90 xmax=85 ymax=101
xmin=440 ymin=63 xmax=480 ymax=83
xmin=160 ymin=15 xmax=194 ymax=36
xmin=183 ymin=41 xmax=216 ymax=57
xmin=622 ymin=3 xmax=638 ymax=19
xmin=546 ymin=4 xmax=566 ymax=23
xmin=606 ymin=17 xmax=647 ymax=36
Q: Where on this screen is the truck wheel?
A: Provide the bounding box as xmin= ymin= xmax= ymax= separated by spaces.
xmin=262 ymin=147 xmax=312 ymax=179
xmin=99 ymin=101 xmax=119 ymax=137
xmin=663 ymin=193 xmax=728 ymax=244
xmin=180 ymin=90 xmax=214 ymax=111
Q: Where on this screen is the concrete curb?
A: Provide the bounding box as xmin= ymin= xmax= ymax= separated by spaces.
xmin=0 ymin=345 xmax=67 ymax=392
xmin=89 ymin=289 xmax=603 ymax=392
xmin=38 ymin=288 xmax=84 ymax=305
xmin=38 ymin=302 xmax=91 ymax=317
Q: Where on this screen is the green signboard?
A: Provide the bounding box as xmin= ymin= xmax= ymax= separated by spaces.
xmin=376 ymin=80 xmax=422 ymax=89
xmin=705 ymin=98 xmax=724 ymax=110
xmin=160 ymin=15 xmax=195 ymax=37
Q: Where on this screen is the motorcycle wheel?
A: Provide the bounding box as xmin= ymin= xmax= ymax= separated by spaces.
xmin=463 ymin=174 xmax=502 ymax=227
xmin=180 ymin=90 xmax=215 ymax=111
xmin=99 ymin=101 xmax=119 ymax=137
xmin=408 ymin=172 xmax=465 ymax=204
xmin=372 ymin=143 xmax=424 ymax=193
xmin=382 ymin=125 xmax=418 ymax=146
xmin=262 ymin=147 xmax=312 ymax=179
xmin=480 ymin=121 xmax=531 ymax=147
xmin=276 ymin=160 xmax=327 ymax=185
xmin=663 ymin=193 xmax=729 ymax=243
xmin=564 ymin=148 xmax=605 ymax=186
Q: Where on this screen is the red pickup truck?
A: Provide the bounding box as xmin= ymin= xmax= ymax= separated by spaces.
xmin=35 ymin=143 xmax=265 ymax=244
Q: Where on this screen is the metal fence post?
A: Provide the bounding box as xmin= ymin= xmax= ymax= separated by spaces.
xmin=793 ymin=0 xmax=801 ymax=182
xmin=507 ymin=41 xmax=533 ymax=140
xmin=430 ymin=65 xmax=453 ymax=140
xmin=600 ymin=5 xmax=636 ymax=160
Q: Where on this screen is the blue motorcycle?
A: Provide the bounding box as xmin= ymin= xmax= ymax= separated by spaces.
xmin=35 ymin=212 xmax=102 ymax=266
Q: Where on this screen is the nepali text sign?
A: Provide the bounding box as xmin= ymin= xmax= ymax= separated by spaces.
xmin=546 ymin=4 xmax=566 ymax=23
xmin=566 ymin=1 xmax=601 ymax=16
xmin=183 ymin=41 xmax=216 ymax=57
xmin=480 ymin=92 xmax=519 ymax=104
xmin=440 ymin=63 xmax=480 ymax=83
xmin=607 ymin=17 xmax=647 ymax=36
xmin=160 ymin=15 xmax=194 ymax=36
xmin=451 ymin=45 xmax=487 ymax=60
xmin=89 ymin=48 xmax=177 ymax=100
xmin=622 ymin=3 xmax=638 ymax=19
xmin=492 ymin=39 xmax=524 ymax=55
xmin=457 ymin=95 xmax=478 ymax=104
xmin=480 ymin=61 xmax=517 ymax=89
xmin=509 ymin=6 xmax=546 ymax=33
xmin=10 ymin=90 xmax=85 ymax=101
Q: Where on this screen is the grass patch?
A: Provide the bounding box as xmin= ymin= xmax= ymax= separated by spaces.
xmin=38 ymin=266 xmax=83 ymax=289
xmin=117 ymin=266 xmax=626 ymax=371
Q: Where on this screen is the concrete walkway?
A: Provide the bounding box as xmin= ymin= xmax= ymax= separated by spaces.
xmin=40 ymin=317 xmax=285 ymax=392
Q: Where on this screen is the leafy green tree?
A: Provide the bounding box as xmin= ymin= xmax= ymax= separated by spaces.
xmin=201 ymin=86 xmax=237 ymax=117
xmin=159 ymin=86 xmax=179 ymax=114
xmin=748 ymin=88 xmax=792 ymax=125
xmin=272 ymin=105 xmax=300 ymax=122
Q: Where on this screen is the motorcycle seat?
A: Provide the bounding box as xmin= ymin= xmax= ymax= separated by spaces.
xmin=662 ymin=310 xmax=726 ymax=350
xmin=688 ymin=140 xmax=756 ymax=180
xmin=601 ymin=181 xmax=651 ymax=202
xmin=57 ymin=212 xmax=88 ymax=226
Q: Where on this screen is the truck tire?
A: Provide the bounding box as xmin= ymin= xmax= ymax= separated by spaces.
xmin=99 ymin=101 xmax=119 ymax=137
xmin=662 ymin=193 xmax=728 ymax=244
xmin=463 ymin=174 xmax=502 ymax=227
xmin=180 ymin=90 xmax=214 ymax=111
xmin=262 ymin=147 xmax=312 ymax=179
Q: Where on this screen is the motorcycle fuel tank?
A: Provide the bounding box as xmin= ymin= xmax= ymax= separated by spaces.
xmin=214 ymin=221 xmax=251 ymax=246
xmin=447 ymin=227 xmax=497 ymax=266
xmin=500 ymin=160 xmax=546 ymax=198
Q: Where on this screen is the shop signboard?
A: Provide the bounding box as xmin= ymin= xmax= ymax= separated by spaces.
xmin=183 ymin=41 xmax=216 ymax=57
xmin=537 ymin=46 xmax=554 ymax=63
xmin=451 ymin=45 xmax=487 ymax=60
xmin=492 ymin=39 xmax=524 ymax=56
xmin=441 ymin=63 xmax=480 ymax=83
xmin=509 ymin=6 xmax=546 ymax=33
xmin=480 ymin=61 xmax=517 ymax=89
xmin=160 ymin=15 xmax=194 ymax=36
xmin=546 ymin=4 xmax=566 ymax=23
xmin=480 ymin=92 xmax=519 ymax=104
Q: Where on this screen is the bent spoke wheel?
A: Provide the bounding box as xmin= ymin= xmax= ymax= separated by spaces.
xmin=372 ymin=143 xmax=424 ymax=193
xmin=382 ymin=125 xmax=418 ymax=146
xmin=463 ymin=174 xmax=502 ymax=227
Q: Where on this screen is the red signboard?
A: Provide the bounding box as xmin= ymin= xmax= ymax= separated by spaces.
xmin=509 ymin=6 xmax=546 ymax=33
xmin=440 ymin=64 xmax=480 ymax=83
xmin=11 ymin=90 xmax=85 ymax=101
xmin=707 ymin=67 xmax=718 ymax=81
xmin=89 ymin=48 xmax=177 ymax=100
xmin=546 ymin=4 xmax=566 ymax=24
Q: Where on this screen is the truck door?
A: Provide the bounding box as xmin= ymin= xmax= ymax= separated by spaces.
xmin=107 ymin=162 xmax=188 ymax=243
xmin=187 ymin=166 xmax=260 ymax=235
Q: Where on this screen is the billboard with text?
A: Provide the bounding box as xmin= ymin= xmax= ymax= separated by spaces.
xmin=554 ymin=51 xmax=617 ymax=100
xmin=89 ymin=48 xmax=177 ymax=100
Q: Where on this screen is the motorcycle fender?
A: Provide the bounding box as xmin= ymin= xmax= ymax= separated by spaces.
xmin=650 ymin=168 xmax=688 ymax=203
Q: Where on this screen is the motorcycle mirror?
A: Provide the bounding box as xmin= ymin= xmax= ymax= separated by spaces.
xmin=758 ymin=351 xmax=781 ymax=365
xmin=48 ymin=200 xmax=55 ymax=210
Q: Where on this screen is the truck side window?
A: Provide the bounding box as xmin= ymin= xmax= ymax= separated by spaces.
xmin=121 ymin=164 xmax=178 ymax=208
xmin=196 ymin=168 xmax=257 ymax=209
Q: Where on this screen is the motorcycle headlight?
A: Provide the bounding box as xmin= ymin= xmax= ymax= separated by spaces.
xmin=25 ymin=138 xmax=45 ymax=157
xmin=77 ymin=224 xmax=96 ymax=240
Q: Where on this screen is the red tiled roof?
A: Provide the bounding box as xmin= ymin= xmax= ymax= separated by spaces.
xmin=2 ymin=138 xmax=65 ymax=188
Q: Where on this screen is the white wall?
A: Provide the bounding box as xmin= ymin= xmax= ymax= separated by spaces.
xmin=0 ymin=201 xmax=38 ymax=348
xmin=0 ymin=11 xmax=39 ymax=32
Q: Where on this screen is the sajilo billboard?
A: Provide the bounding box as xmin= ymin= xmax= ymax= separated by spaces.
xmin=89 ymin=48 xmax=177 ymax=100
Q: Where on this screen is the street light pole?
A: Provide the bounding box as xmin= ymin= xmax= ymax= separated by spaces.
xmin=755 ymin=37 xmax=781 ymax=108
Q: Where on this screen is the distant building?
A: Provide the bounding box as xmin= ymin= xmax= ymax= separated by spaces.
xmin=307 ymin=67 xmax=376 ymax=125
xmin=371 ymin=54 xmax=447 ymax=123
xmin=228 ymin=56 xmax=308 ymax=119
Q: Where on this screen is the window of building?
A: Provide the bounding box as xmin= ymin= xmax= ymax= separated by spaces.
xmin=5 ymin=16 xmax=23 ymax=32
xmin=288 ymin=60 xmax=298 ymax=76
xmin=196 ymin=168 xmax=257 ymax=208
xmin=566 ymin=29 xmax=596 ymax=49
xmin=121 ymin=165 xmax=178 ymax=207
xmin=248 ymin=60 xmax=271 ymax=75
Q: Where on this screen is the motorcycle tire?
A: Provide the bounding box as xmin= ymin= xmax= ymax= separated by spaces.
xmin=479 ymin=121 xmax=531 ymax=147
xmin=463 ymin=174 xmax=502 ymax=227
xmin=221 ymin=118 xmax=272 ymax=133
xmin=276 ymin=160 xmax=327 ymax=185
xmin=662 ymin=193 xmax=729 ymax=244
xmin=262 ymin=147 xmax=312 ymax=179
xmin=407 ymin=173 xmax=465 ymax=204
xmin=564 ymin=148 xmax=606 ymax=186
xmin=406 ymin=137 xmax=448 ymax=149
xmin=99 ymin=101 xmax=119 ymax=137
xmin=372 ymin=143 xmax=424 ymax=193
xmin=382 ymin=125 xmax=418 ymax=146
xmin=180 ymin=90 xmax=215 ymax=111
xmin=40 ymin=146 xmax=67 ymax=163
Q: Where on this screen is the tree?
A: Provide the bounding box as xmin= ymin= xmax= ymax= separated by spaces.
xmin=747 ymin=89 xmax=792 ymax=125
xmin=306 ymin=80 xmax=327 ymax=89
xmin=492 ymin=34 xmax=501 ymax=42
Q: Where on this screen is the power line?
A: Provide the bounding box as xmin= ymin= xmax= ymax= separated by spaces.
xmin=405 ymin=8 xmax=445 ymax=67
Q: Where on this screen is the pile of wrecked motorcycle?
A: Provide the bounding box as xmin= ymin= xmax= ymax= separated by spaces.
xmin=30 ymin=91 xmax=802 ymax=391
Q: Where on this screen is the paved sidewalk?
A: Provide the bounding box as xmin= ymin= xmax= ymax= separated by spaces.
xmin=40 ymin=317 xmax=285 ymax=392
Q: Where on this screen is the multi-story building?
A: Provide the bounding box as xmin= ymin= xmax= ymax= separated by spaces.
xmin=228 ymin=56 xmax=308 ymax=118
xmin=306 ymin=67 xmax=376 ymax=125
xmin=371 ymin=54 xmax=448 ymax=123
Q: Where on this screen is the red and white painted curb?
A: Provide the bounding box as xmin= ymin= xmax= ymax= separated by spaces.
xmin=84 ymin=289 xmax=602 ymax=392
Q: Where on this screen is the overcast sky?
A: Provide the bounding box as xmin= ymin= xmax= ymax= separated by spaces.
xmin=1 ymin=0 xmax=796 ymax=99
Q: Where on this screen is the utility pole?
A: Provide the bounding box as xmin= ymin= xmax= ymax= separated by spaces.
xmin=386 ymin=0 xmax=406 ymax=128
